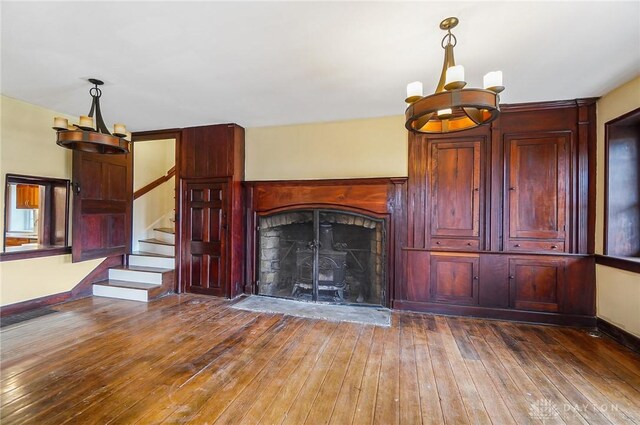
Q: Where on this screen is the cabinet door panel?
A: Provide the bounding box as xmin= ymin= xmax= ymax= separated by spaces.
xmin=430 ymin=141 xmax=481 ymax=242
xmin=180 ymin=126 xmax=233 ymax=178
xmin=430 ymin=254 xmax=479 ymax=305
xmin=507 ymin=135 xmax=568 ymax=242
xmin=509 ymin=258 xmax=565 ymax=312
xmin=404 ymin=250 xmax=430 ymax=302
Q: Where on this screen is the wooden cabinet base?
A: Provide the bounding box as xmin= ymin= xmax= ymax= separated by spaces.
xmin=392 ymin=299 xmax=596 ymax=327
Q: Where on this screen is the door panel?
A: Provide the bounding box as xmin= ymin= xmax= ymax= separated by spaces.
xmin=509 ymin=257 xmax=565 ymax=312
xmin=430 ymin=254 xmax=479 ymax=305
xmin=429 ymin=140 xmax=481 ymax=247
xmin=507 ymin=135 xmax=568 ymax=242
xmin=181 ymin=180 xmax=227 ymax=296
xmin=72 ymin=150 xmax=132 ymax=262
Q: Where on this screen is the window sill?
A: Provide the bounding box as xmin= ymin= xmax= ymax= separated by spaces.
xmin=595 ymin=255 xmax=640 ymax=274
xmin=0 ymin=246 xmax=72 ymax=262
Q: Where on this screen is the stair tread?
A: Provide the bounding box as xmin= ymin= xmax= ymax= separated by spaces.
xmin=139 ymin=238 xmax=174 ymax=246
xmin=131 ymin=251 xmax=175 ymax=259
xmin=112 ymin=265 xmax=173 ymax=273
xmin=154 ymin=227 xmax=175 ymax=235
xmin=94 ymin=279 xmax=161 ymax=290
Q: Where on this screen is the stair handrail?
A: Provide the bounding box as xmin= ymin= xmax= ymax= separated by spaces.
xmin=133 ymin=166 xmax=175 ymax=200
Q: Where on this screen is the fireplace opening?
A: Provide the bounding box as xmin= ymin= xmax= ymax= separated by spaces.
xmin=257 ymin=210 xmax=386 ymax=306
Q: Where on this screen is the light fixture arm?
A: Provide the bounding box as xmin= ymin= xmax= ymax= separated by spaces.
xmin=435 ymin=42 xmax=456 ymax=93
xmin=88 ymin=80 xmax=112 ymax=135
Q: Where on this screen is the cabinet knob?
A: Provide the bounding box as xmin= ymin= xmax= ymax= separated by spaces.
xmin=509 ymin=275 xmax=515 ymax=279
xmin=473 ymin=276 xmax=479 ymax=280
xmin=509 ymin=187 xmax=516 ymax=191
xmin=474 ymin=188 xmax=479 ymax=192
xmin=435 ymin=241 xmax=441 ymax=245
xmin=467 ymin=242 xmax=472 ymax=246
xmin=551 ymin=245 xmax=558 ymax=249
xmin=514 ymin=244 xmax=521 ymax=247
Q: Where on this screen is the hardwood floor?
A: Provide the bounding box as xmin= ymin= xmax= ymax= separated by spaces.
xmin=1 ymin=294 xmax=639 ymax=424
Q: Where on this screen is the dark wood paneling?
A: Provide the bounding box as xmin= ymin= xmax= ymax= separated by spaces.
xmin=249 ymin=179 xmax=393 ymax=215
xmin=72 ymin=150 xmax=132 ymax=262
xmin=430 ymin=254 xmax=479 ymax=305
xmin=428 ymin=140 xmax=481 ymax=246
xmin=404 ymin=250 xmax=430 ymax=302
xmin=177 ymin=124 xmax=244 ymax=298
xmin=505 ymin=134 xmax=568 ymax=244
xmin=478 ymin=254 xmax=509 ymax=308
xmin=508 ymin=257 xmax=565 ymax=312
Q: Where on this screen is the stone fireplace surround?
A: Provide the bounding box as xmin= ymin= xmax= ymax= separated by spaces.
xmin=244 ymin=178 xmax=406 ymax=307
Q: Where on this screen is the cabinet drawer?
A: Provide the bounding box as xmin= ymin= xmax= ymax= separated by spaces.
xmin=508 ymin=241 xmax=564 ymax=253
xmin=431 ymin=238 xmax=479 ymax=250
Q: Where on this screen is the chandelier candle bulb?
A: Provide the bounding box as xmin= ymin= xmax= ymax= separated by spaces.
xmin=446 ymin=65 xmax=464 ymax=83
xmin=53 ymin=117 xmax=68 ymax=130
xmin=405 ymin=81 xmax=424 ymax=103
xmin=79 ymin=115 xmax=94 ymax=129
xmin=113 ymin=123 xmax=126 ymax=136
xmin=437 ymin=108 xmax=453 ymax=118
xmin=484 ymin=71 xmax=504 ymax=92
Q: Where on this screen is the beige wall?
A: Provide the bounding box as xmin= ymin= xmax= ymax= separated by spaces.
xmin=0 ymin=95 xmax=103 ymax=306
xmin=132 ymin=138 xmax=175 ymax=251
xmin=245 ymin=115 xmax=408 ymax=180
xmin=594 ymin=75 xmax=640 ymax=337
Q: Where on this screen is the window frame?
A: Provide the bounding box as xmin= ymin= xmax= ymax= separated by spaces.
xmin=1 ymin=174 xmax=71 ymax=261
xmin=602 ymin=107 xmax=640 ymax=273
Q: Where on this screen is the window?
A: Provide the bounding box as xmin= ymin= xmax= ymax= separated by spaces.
xmin=604 ymin=107 xmax=640 ymax=258
xmin=2 ymin=174 xmax=70 ymax=260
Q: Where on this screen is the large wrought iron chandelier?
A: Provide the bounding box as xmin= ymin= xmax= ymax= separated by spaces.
xmin=54 ymin=79 xmax=130 ymax=154
xmin=405 ymin=17 xmax=504 ymax=134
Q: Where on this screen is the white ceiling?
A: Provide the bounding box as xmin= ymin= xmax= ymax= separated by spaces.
xmin=2 ymin=1 xmax=639 ymax=131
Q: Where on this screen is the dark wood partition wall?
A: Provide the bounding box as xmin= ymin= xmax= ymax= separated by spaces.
xmin=397 ymin=99 xmax=598 ymax=326
xmin=178 ymin=124 xmax=245 ymax=298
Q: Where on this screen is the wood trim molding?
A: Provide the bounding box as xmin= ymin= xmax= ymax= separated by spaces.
xmin=393 ymin=300 xmax=597 ymax=327
xmin=132 ymin=129 xmax=182 ymax=142
xmin=595 ymin=254 xmax=640 ymax=273
xmin=0 ymin=246 xmax=71 ymax=262
xmin=133 ymin=166 xmax=176 ymax=200
xmin=0 ymin=255 xmax=123 ymax=317
xmin=500 ymin=97 xmax=599 ymax=113
xmin=597 ymin=317 xmax=640 ymax=354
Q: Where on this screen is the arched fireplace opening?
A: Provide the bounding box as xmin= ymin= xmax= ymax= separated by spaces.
xmin=257 ymin=209 xmax=386 ymax=306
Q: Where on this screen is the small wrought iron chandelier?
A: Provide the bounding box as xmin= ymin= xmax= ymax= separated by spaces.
xmin=54 ymin=79 xmax=130 ymax=154
xmin=405 ymin=17 xmax=504 ymax=134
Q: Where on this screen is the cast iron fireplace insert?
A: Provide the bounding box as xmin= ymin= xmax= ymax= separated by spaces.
xmin=257 ymin=209 xmax=386 ymax=306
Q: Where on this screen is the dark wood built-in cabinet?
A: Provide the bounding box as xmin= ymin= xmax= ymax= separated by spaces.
xmin=399 ymin=99 xmax=597 ymax=326
xmin=178 ymin=124 xmax=245 ymax=298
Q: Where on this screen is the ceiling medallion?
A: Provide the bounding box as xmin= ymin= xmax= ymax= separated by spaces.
xmin=405 ymin=17 xmax=504 ymax=134
xmin=54 ymin=79 xmax=130 ymax=154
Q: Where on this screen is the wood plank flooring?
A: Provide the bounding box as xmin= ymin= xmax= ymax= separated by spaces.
xmin=1 ymin=294 xmax=639 ymax=424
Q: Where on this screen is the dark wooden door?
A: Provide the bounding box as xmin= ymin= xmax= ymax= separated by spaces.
xmin=430 ymin=254 xmax=479 ymax=305
xmin=428 ymin=139 xmax=481 ymax=249
xmin=181 ymin=180 xmax=227 ymax=297
xmin=72 ymin=150 xmax=132 ymax=262
xmin=506 ymin=135 xmax=569 ymax=251
xmin=509 ymin=257 xmax=565 ymax=312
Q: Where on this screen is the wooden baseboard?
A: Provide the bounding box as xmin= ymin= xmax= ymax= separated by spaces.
xmin=597 ymin=317 xmax=640 ymax=354
xmin=392 ymin=300 xmax=597 ymax=327
xmin=0 ymin=255 xmax=124 ymax=317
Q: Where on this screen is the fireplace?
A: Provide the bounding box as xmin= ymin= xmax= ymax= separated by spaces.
xmin=257 ymin=210 xmax=386 ymax=306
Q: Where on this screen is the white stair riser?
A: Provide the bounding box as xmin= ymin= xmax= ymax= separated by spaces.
xmin=139 ymin=241 xmax=174 ymax=256
xmin=129 ymin=255 xmax=175 ymax=269
xmin=93 ymin=285 xmax=149 ymax=302
xmin=109 ymin=269 xmax=163 ymax=285
xmin=154 ymin=231 xmax=175 ymax=245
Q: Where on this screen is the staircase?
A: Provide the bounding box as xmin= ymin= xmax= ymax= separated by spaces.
xmin=93 ymin=228 xmax=176 ymax=302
